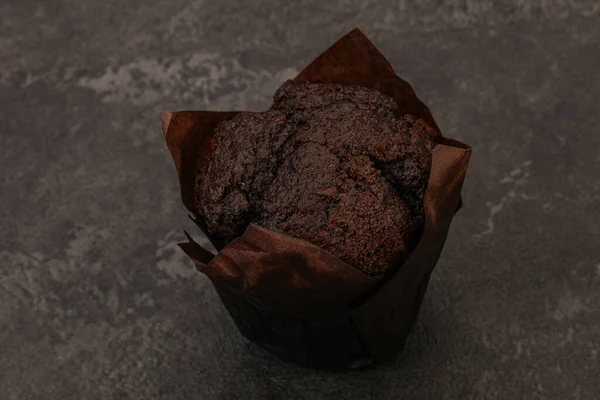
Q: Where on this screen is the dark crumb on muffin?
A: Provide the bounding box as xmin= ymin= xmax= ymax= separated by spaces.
xmin=194 ymin=80 xmax=436 ymax=276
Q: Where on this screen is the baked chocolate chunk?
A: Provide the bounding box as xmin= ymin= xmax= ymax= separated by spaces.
xmin=194 ymin=80 xmax=436 ymax=276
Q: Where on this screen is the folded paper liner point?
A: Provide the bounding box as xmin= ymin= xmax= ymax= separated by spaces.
xmin=161 ymin=111 xmax=172 ymax=137
xmin=162 ymin=28 xmax=472 ymax=369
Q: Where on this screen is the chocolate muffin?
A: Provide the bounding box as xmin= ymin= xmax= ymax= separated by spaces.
xmin=194 ymin=80 xmax=436 ymax=276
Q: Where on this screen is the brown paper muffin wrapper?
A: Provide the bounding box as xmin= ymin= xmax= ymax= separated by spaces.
xmin=162 ymin=28 xmax=471 ymax=370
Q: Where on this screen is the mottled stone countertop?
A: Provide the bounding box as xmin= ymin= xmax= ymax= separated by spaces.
xmin=1 ymin=1 xmax=599 ymax=399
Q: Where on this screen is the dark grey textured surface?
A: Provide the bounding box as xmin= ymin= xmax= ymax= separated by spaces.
xmin=1 ymin=1 xmax=599 ymax=399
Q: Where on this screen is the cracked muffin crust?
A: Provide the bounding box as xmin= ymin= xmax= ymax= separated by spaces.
xmin=194 ymin=80 xmax=436 ymax=276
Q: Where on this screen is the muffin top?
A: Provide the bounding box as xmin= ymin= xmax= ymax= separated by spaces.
xmin=194 ymin=80 xmax=436 ymax=276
